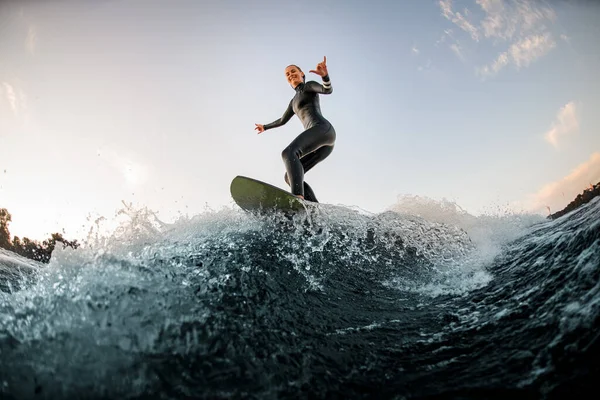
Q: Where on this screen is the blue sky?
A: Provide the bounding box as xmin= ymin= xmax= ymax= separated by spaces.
xmin=1 ymin=0 xmax=599 ymax=240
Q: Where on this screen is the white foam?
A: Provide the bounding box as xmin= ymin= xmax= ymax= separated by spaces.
xmin=381 ymin=194 xmax=545 ymax=297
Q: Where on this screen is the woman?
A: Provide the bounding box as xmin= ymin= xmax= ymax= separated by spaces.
xmin=255 ymin=56 xmax=335 ymax=203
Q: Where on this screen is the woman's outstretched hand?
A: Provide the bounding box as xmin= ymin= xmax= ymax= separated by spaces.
xmin=255 ymin=123 xmax=265 ymax=134
xmin=309 ymin=56 xmax=328 ymax=77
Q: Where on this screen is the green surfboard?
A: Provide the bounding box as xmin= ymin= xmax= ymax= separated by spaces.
xmin=230 ymin=175 xmax=305 ymax=214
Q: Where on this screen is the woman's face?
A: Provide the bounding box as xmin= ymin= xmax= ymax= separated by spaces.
xmin=285 ymin=65 xmax=304 ymax=88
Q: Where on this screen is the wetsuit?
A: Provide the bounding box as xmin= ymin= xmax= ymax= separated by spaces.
xmin=263 ymin=75 xmax=335 ymax=203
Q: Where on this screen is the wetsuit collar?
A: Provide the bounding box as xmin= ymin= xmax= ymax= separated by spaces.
xmin=294 ymin=82 xmax=305 ymax=92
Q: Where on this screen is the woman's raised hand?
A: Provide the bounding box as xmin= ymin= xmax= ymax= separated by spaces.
xmin=309 ymin=56 xmax=328 ymax=77
xmin=255 ymin=123 xmax=265 ymax=134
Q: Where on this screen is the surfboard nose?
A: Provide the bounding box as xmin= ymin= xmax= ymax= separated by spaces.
xmin=230 ymin=175 xmax=304 ymax=214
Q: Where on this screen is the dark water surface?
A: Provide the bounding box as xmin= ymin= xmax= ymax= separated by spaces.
xmin=1 ymin=198 xmax=598 ymax=399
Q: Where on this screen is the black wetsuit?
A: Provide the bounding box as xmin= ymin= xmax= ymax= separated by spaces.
xmin=263 ymin=75 xmax=335 ymax=203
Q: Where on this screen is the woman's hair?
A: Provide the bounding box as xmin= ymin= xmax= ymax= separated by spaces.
xmin=286 ymin=64 xmax=306 ymax=82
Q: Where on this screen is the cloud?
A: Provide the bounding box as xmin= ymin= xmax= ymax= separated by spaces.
xmin=477 ymin=0 xmax=556 ymax=40
xmin=1 ymin=82 xmax=29 ymax=131
xmin=417 ymin=59 xmax=432 ymax=72
xmin=509 ymin=32 xmax=556 ymax=67
xmin=544 ymin=101 xmax=580 ymax=148
xmin=26 ymin=25 xmax=37 ymax=55
xmin=436 ymin=29 xmax=454 ymax=47
xmin=450 ymin=42 xmax=465 ymax=61
xmin=438 ymin=0 xmax=558 ymax=77
xmin=439 ymin=0 xmax=480 ymax=41
xmin=412 ymin=45 xmax=420 ymax=54
xmin=477 ymin=32 xmax=556 ymax=77
xmin=2 ymin=83 xmax=18 ymax=115
xmin=524 ymin=152 xmax=600 ymax=214
xmin=1 ymin=82 xmax=28 ymax=120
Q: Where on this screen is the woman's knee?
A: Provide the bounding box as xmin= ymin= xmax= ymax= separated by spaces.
xmin=281 ymin=146 xmax=299 ymax=162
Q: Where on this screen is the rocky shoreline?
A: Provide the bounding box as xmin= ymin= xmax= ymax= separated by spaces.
xmin=548 ymin=181 xmax=600 ymax=220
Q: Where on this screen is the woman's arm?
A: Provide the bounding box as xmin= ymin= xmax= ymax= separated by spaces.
xmin=305 ymin=75 xmax=333 ymax=95
xmin=306 ymin=56 xmax=332 ymax=94
xmin=256 ymin=101 xmax=295 ymax=133
xmin=263 ymin=101 xmax=295 ymax=131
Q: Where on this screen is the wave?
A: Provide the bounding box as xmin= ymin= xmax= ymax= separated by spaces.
xmin=0 ymin=196 xmax=597 ymax=399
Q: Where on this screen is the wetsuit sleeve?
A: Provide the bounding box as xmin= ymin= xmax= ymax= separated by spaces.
xmin=304 ymin=75 xmax=333 ymax=94
xmin=263 ymin=100 xmax=295 ymax=131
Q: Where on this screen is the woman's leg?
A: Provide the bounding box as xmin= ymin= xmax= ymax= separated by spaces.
xmin=285 ymin=145 xmax=334 ymax=202
xmin=284 ymin=173 xmax=318 ymax=201
xmin=281 ymin=123 xmax=335 ymax=200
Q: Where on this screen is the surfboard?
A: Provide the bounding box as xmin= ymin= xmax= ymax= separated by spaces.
xmin=230 ymin=175 xmax=305 ymax=214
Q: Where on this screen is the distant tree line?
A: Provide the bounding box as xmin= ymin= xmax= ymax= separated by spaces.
xmin=548 ymin=181 xmax=600 ymax=220
xmin=0 ymin=208 xmax=79 ymax=263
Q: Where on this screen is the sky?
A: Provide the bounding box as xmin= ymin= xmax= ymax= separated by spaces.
xmin=1 ymin=0 xmax=600 ymax=241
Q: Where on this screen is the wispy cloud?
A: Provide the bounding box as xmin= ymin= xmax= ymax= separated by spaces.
xmin=508 ymin=33 xmax=555 ymax=67
xmin=435 ymin=29 xmax=454 ymax=47
xmin=477 ymin=32 xmax=555 ymax=76
xmin=524 ymin=152 xmax=600 ymax=214
xmin=450 ymin=42 xmax=465 ymax=61
xmin=1 ymin=82 xmax=30 ymax=131
xmin=412 ymin=45 xmax=420 ymax=55
xmin=439 ymin=0 xmax=480 ymax=41
xmin=477 ymin=0 xmax=556 ymax=40
xmin=438 ymin=0 xmax=558 ymax=77
xmin=2 ymin=82 xmax=19 ymax=116
xmin=26 ymin=25 xmax=37 ymax=55
xmin=417 ymin=59 xmax=432 ymax=72
xmin=544 ymin=101 xmax=580 ymax=148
